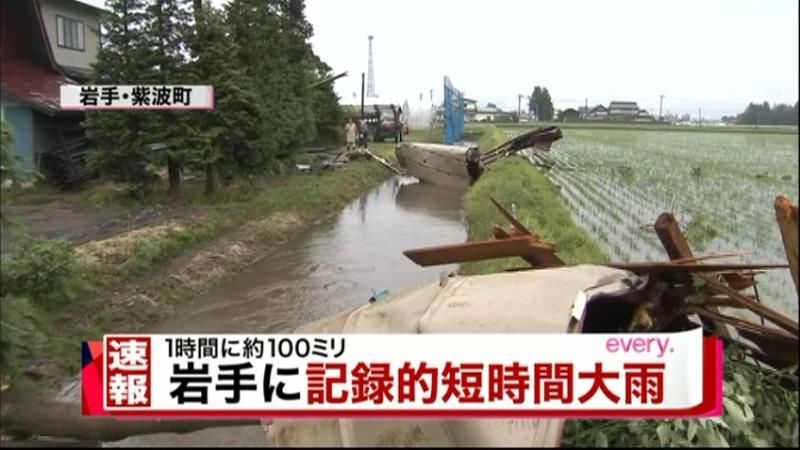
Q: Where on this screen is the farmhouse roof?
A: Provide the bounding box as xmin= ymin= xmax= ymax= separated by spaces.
xmin=0 ymin=0 xmax=74 ymax=115
xmin=609 ymin=101 xmax=640 ymax=110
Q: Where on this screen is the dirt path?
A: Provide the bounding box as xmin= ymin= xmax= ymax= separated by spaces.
xmin=0 ymin=201 xmax=201 ymax=253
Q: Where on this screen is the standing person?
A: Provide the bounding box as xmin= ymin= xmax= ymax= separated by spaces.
xmin=359 ymin=119 xmax=369 ymax=149
xmin=392 ymin=105 xmax=400 ymax=144
xmin=344 ymin=118 xmax=357 ymax=151
xmin=396 ymin=107 xmax=404 ymax=143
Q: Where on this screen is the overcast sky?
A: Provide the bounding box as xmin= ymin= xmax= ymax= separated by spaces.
xmin=84 ymin=0 xmax=799 ymax=118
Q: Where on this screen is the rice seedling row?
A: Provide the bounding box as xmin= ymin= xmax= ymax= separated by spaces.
xmin=503 ymin=127 xmax=799 ymax=315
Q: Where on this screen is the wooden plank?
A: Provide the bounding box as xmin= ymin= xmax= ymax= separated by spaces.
xmin=654 ymin=213 xmax=731 ymax=339
xmin=686 ymin=306 xmax=798 ymax=344
xmin=701 ymin=277 xmax=798 ymax=335
xmin=606 ymin=262 xmax=788 ymax=274
xmin=774 ymin=195 xmax=799 ymax=295
xmin=492 ymin=224 xmax=565 ymax=267
xmin=500 ymin=262 xmax=787 ymax=275
xmin=364 ymin=149 xmax=403 ymax=175
xmin=671 ymin=251 xmax=750 ymax=264
xmin=489 ymin=195 xmax=539 ymax=239
xmin=738 ymin=329 xmax=799 ymax=369
xmin=403 ymin=236 xmax=557 ymax=267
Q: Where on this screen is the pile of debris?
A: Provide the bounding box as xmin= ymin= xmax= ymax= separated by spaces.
xmin=404 ymin=195 xmax=799 ymax=370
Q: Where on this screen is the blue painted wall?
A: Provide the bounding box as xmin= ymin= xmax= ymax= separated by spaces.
xmin=1 ymin=100 xmax=34 ymax=171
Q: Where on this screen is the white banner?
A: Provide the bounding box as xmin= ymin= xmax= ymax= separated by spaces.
xmin=98 ymin=329 xmax=707 ymax=415
xmin=60 ymin=85 xmax=214 ymax=110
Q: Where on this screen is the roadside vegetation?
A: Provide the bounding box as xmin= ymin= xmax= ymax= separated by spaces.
xmin=461 ymin=125 xmax=798 ymax=448
xmin=0 ymin=0 xmax=364 ymax=388
xmin=0 ymin=159 xmax=392 ymax=386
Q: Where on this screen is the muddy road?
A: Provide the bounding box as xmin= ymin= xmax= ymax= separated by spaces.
xmin=109 ymin=175 xmax=468 ymax=447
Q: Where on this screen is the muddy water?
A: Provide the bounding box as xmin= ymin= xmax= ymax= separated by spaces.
xmin=147 ymin=175 xmax=467 ymax=335
xmin=104 ymin=176 xmax=467 ymax=447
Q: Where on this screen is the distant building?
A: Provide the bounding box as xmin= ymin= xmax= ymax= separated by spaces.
xmin=558 ymin=108 xmax=581 ymax=122
xmin=586 ymin=104 xmax=609 ymax=121
xmin=608 ymin=101 xmax=640 ymax=120
xmin=463 ymin=98 xmax=478 ymax=121
xmin=633 ymin=109 xmax=654 ymax=122
xmin=474 ymin=103 xmax=501 ymax=122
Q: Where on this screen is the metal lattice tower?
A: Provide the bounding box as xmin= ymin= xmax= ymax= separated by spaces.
xmin=366 ymin=35 xmax=377 ymax=97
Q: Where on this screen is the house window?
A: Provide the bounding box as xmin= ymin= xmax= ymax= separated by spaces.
xmin=56 ymin=15 xmax=85 ymax=51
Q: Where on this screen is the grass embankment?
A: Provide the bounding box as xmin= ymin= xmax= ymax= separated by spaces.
xmin=0 ymin=160 xmax=394 ymax=387
xmin=460 ymin=125 xmax=608 ymax=275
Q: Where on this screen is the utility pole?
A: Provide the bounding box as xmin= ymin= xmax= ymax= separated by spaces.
xmin=584 ymin=98 xmax=588 ymax=119
xmin=698 ymin=108 xmax=702 ymax=128
xmin=517 ymin=94 xmax=522 ymax=122
xmin=360 ymin=72 xmax=365 ymax=119
xmin=659 ymin=95 xmax=665 ymax=122
xmin=430 ymin=89 xmax=433 ymax=102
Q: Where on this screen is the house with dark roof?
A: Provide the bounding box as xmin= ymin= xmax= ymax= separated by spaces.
xmin=634 ymin=109 xmax=655 ymax=122
xmin=1 ymin=0 xmax=100 ymax=185
xmin=585 ymin=104 xmax=609 ymax=120
xmin=558 ymin=108 xmax=581 ymax=122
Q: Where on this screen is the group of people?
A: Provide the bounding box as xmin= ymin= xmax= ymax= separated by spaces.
xmin=344 ymin=118 xmax=369 ymax=151
xmin=344 ymin=104 xmax=406 ymax=151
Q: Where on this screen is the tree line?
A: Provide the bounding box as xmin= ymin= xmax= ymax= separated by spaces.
xmin=87 ymin=0 xmax=343 ymax=197
xmin=722 ymin=101 xmax=799 ymax=126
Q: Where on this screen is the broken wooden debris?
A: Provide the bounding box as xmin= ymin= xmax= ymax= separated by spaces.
xmin=480 ymin=126 xmax=563 ymax=165
xmin=653 ymin=212 xmax=733 ymax=339
xmin=403 ymin=235 xmax=557 ymax=266
xmin=363 ymin=148 xmax=404 ymax=175
xmin=401 ymin=195 xmax=799 ymax=369
xmin=685 ymin=306 xmax=798 ymax=344
xmin=774 ymin=195 xmax=799 ymax=295
xmin=701 ymin=276 xmax=798 ymax=335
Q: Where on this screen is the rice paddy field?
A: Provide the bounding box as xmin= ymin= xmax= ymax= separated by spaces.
xmin=502 ymin=127 xmax=799 ymax=316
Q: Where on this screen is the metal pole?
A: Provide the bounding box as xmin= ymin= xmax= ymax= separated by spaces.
xmin=659 ymin=95 xmax=664 ymax=121
xmin=360 ymin=72 xmax=365 ymax=119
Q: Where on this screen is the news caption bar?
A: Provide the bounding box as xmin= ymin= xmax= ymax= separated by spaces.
xmin=60 ymin=85 xmax=214 ymax=110
xmin=81 ymin=328 xmax=723 ymax=418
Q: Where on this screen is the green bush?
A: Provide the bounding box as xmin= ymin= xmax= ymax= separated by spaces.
xmin=0 ymin=295 xmax=45 ymax=376
xmin=0 ymin=238 xmax=80 ymax=306
xmin=563 ymin=347 xmax=799 ymax=447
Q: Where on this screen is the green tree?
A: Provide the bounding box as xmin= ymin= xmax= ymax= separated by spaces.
xmin=225 ymin=0 xmax=317 ymax=170
xmin=142 ymin=0 xmax=194 ymax=196
xmin=225 ymin=0 xmax=282 ymax=170
xmin=306 ymin=55 xmax=344 ymax=145
xmin=539 ymin=87 xmax=554 ymax=121
xmin=184 ymin=2 xmax=263 ymax=193
xmin=85 ymin=0 xmax=155 ymax=196
xmin=529 ymin=86 xmax=541 ymax=117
